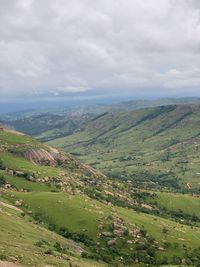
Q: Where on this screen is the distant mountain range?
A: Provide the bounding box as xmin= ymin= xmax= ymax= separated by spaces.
xmin=2 ymin=97 xmax=200 ymax=140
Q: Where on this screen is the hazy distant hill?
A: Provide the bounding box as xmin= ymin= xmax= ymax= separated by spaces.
xmin=2 ymin=97 xmax=200 ymax=142
xmin=48 ymin=104 xmax=200 ymax=192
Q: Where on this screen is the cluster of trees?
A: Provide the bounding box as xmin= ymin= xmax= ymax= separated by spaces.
xmin=107 ymin=169 xmax=181 ymax=190
xmin=59 ymin=227 xmax=94 ymax=247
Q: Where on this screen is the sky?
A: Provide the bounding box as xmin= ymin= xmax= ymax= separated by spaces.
xmin=1 ymin=0 xmax=200 ymax=104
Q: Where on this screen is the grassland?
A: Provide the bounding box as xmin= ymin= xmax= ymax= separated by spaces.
xmin=0 ymin=199 xmax=106 ymax=267
xmin=1 ymin=116 xmax=200 ymax=266
xmin=2 ymin=189 xmax=200 ymax=265
xmin=146 ymin=191 xmax=200 ymax=219
xmin=48 ymin=104 xmax=200 ymax=191
xmin=0 ymin=152 xmax=61 ymax=177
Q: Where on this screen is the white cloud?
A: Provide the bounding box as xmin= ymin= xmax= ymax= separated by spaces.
xmin=0 ymin=0 xmax=200 ymax=99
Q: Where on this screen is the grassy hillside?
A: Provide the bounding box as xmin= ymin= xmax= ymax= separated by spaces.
xmin=0 ymin=198 xmax=105 ymax=267
xmin=48 ymin=104 xmax=200 ymax=192
xmin=1 ymin=126 xmax=200 ymax=266
xmin=1 ymin=112 xmax=94 ymax=142
xmin=146 ymin=191 xmax=200 ymax=219
xmin=2 ymin=97 xmax=200 ymax=142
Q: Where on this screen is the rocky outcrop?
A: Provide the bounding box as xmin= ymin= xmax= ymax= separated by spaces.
xmin=22 ymin=148 xmax=68 ymax=166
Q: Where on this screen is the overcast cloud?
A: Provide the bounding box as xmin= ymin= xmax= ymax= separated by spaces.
xmin=1 ymin=0 xmax=200 ymax=101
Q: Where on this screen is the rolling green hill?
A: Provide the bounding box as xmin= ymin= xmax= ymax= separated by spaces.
xmin=0 ymin=124 xmax=200 ymax=266
xmin=2 ymin=97 xmax=200 ymax=143
xmin=48 ymin=104 xmax=200 ymax=192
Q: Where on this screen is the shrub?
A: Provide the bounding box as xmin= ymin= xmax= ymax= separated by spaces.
xmin=0 ymin=175 xmax=6 ymax=186
xmin=59 ymin=227 xmax=94 ymax=246
xmin=48 ymin=223 xmax=56 ymax=231
xmin=44 ymin=249 xmax=53 ymax=255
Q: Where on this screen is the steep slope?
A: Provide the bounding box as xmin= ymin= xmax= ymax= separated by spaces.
xmin=0 ymin=197 xmax=104 ymax=267
xmin=1 ymin=127 xmax=200 ymax=266
xmin=48 ymin=104 xmax=200 ymax=192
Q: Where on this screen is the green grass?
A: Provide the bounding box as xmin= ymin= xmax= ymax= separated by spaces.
xmin=117 ymin=206 xmax=200 ymax=248
xmin=147 ymin=191 xmax=200 ymax=218
xmin=0 ymin=131 xmax=36 ymax=145
xmin=0 ymin=170 xmax=55 ymax=192
xmin=3 ymin=190 xmax=200 ymax=262
xmin=0 ymin=201 xmax=106 ymax=267
xmin=0 ymin=152 xmax=61 ymax=177
xmin=6 ymin=192 xmax=108 ymax=239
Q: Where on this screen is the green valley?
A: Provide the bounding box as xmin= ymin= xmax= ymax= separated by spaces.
xmin=48 ymin=104 xmax=200 ymax=192
xmin=1 ymin=104 xmax=200 ymax=266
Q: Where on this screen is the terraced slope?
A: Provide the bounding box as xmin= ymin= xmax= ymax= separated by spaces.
xmin=48 ymin=104 xmax=200 ymax=192
xmin=1 ymin=127 xmax=200 ymax=266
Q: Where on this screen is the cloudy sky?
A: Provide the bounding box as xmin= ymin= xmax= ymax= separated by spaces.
xmin=1 ymin=0 xmax=200 ymax=102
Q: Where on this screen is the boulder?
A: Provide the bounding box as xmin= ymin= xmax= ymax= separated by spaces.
xmin=28 ymin=175 xmax=35 ymax=182
xmin=101 ymin=231 xmax=113 ymax=237
xmin=4 ymin=183 xmax=11 ymax=189
xmin=107 ymin=239 xmax=116 ymax=246
xmin=43 ymin=177 xmax=50 ymax=182
xmin=114 ymin=229 xmax=125 ymax=237
xmin=15 ymin=200 xmax=23 ymax=207
xmin=15 ymin=171 xmax=25 ymax=177
xmin=27 ymin=210 xmax=32 ymax=215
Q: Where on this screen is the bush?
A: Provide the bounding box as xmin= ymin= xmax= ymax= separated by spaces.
xmin=0 ymin=254 xmax=7 ymax=260
xmin=44 ymin=249 xmax=53 ymax=255
xmin=0 ymin=160 xmax=5 ymax=170
xmin=34 ymin=241 xmax=44 ymax=247
xmin=48 ymin=223 xmax=56 ymax=231
xmin=0 ymin=175 xmax=6 ymax=186
xmin=59 ymin=227 xmax=94 ymax=246
xmin=33 ymin=212 xmax=46 ymax=223
xmin=54 ymin=242 xmax=65 ymax=253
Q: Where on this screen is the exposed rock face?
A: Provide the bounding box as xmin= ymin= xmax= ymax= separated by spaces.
xmin=22 ymin=148 xmax=67 ymax=166
xmin=23 ymin=149 xmax=56 ymax=166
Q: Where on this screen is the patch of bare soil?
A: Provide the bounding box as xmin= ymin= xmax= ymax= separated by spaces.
xmin=0 ymin=201 xmax=22 ymax=212
xmin=0 ymin=261 xmax=21 ymax=267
